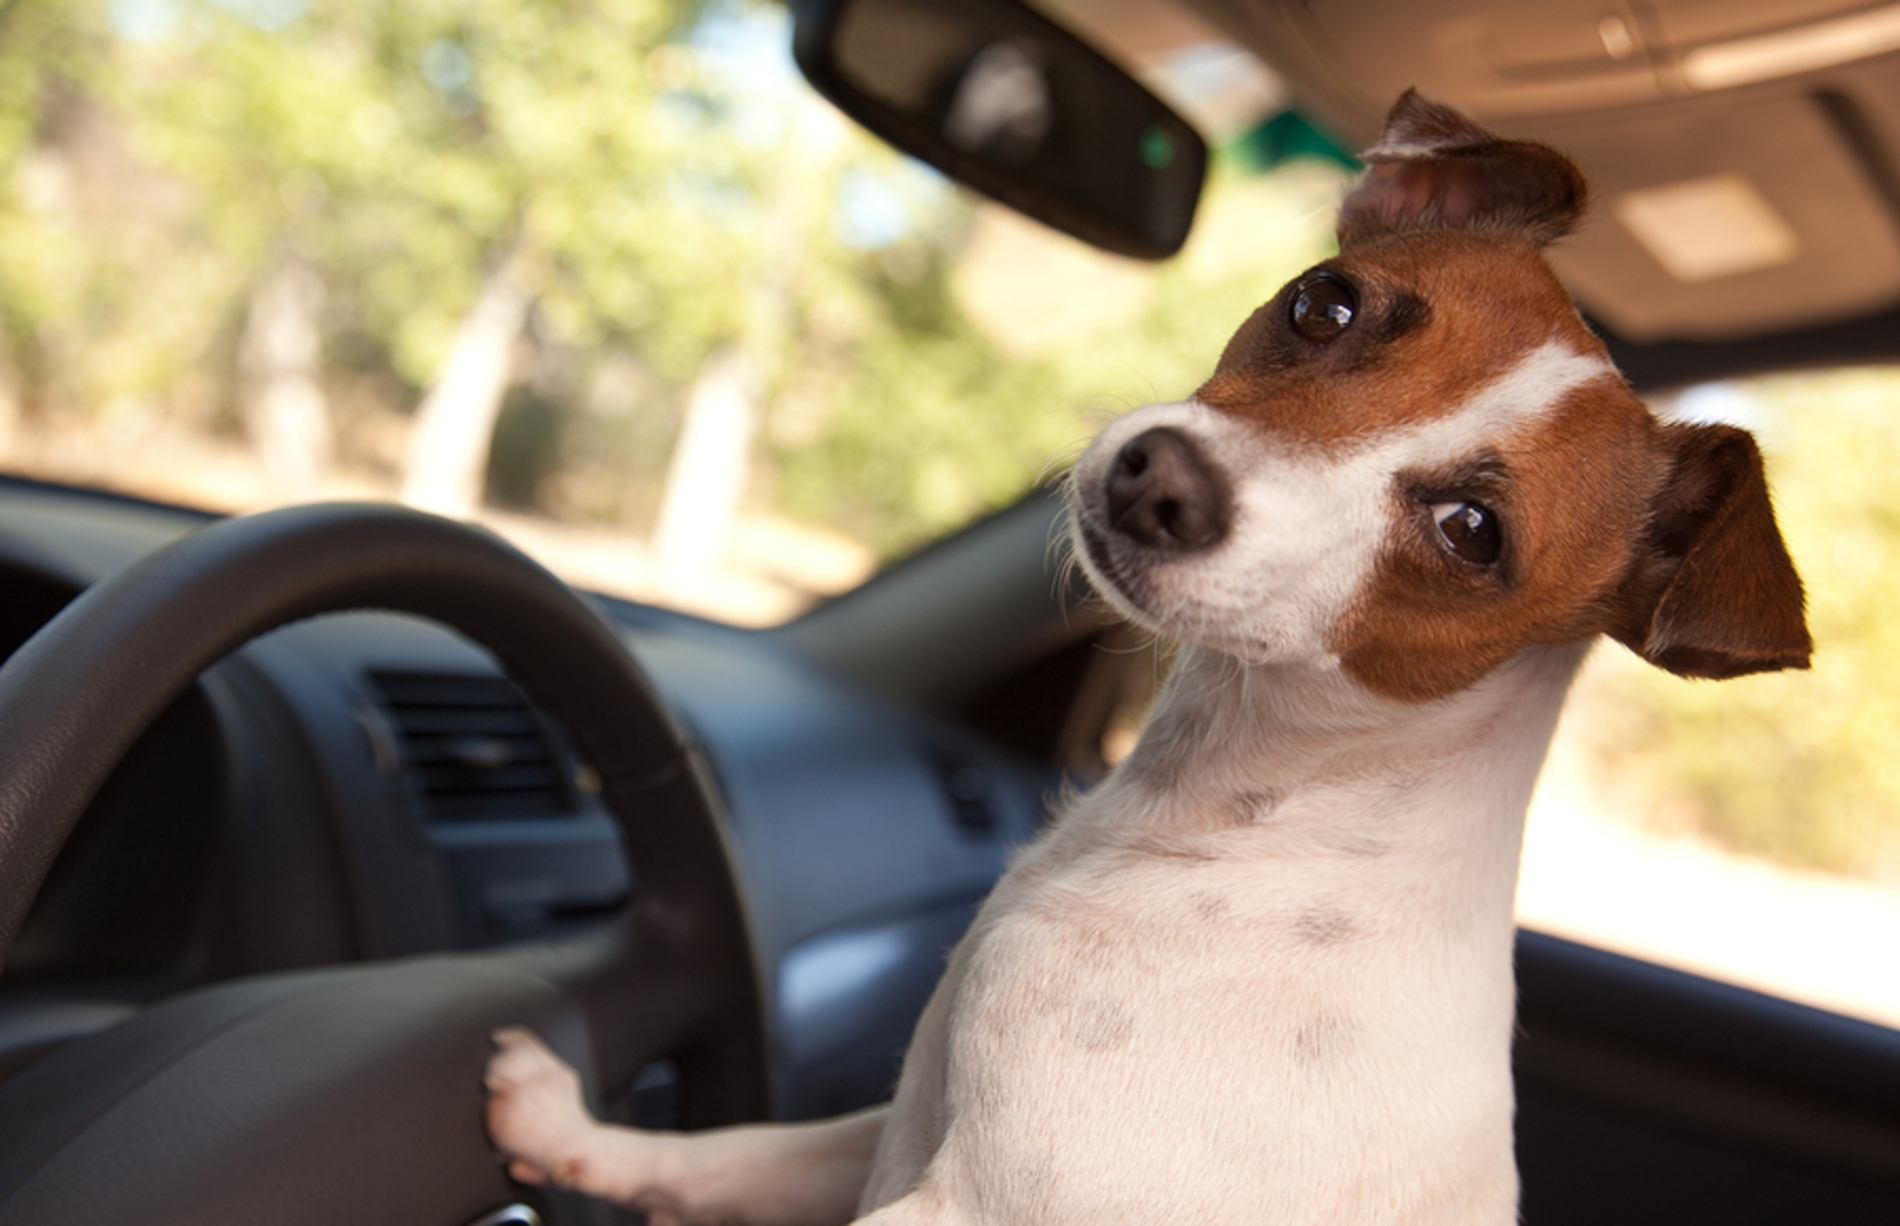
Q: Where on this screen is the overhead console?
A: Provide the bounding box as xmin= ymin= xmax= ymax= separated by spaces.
xmin=1263 ymin=0 xmax=1897 ymax=119
xmin=1189 ymin=0 xmax=1900 ymax=344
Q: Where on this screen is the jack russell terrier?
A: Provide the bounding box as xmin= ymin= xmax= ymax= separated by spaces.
xmin=484 ymin=91 xmax=1811 ymax=1226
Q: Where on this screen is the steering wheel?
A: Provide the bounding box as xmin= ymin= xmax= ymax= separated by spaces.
xmin=0 ymin=503 xmax=771 ymax=1225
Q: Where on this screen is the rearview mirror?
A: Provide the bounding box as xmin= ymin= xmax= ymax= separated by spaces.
xmin=792 ymin=0 xmax=1206 ymax=260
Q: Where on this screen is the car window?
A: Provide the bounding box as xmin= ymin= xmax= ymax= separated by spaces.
xmin=1522 ymin=371 xmax=1900 ymax=1031
xmin=0 ymin=0 xmax=1321 ymax=623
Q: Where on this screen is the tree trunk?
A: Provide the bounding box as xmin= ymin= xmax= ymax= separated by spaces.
xmin=240 ymin=250 xmax=330 ymax=502
xmin=401 ymin=243 xmax=536 ymax=518
xmin=653 ymin=347 xmax=761 ymax=582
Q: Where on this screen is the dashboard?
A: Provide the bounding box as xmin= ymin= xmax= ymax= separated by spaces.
xmin=0 ymin=476 xmax=1053 ymax=1120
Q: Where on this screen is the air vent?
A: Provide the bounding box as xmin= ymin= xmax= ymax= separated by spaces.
xmin=368 ymin=671 xmax=578 ymax=821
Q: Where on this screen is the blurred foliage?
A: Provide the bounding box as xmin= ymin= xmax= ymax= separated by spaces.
xmin=1572 ymin=369 xmax=1900 ymax=881
xmin=0 ymin=0 xmax=1343 ymax=552
xmin=0 ymin=0 xmax=181 ymax=417
xmin=770 ymin=164 xmax=1346 ymax=553
xmin=131 ymin=0 xmax=754 ymax=385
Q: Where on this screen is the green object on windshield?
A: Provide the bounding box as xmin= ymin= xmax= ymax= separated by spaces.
xmin=1228 ymin=109 xmax=1359 ymax=173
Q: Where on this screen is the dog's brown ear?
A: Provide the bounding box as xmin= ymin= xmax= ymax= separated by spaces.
xmin=1611 ymin=422 xmax=1811 ymax=679
xmin=1339 ymin=90 xmax=1588 ymax=249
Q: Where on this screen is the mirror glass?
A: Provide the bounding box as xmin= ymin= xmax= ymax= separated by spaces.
xmin=793 ymin=0 xmax=1206 ymax=260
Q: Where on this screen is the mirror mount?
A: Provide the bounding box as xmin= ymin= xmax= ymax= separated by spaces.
xmin=792 ymin=0 xmax=1206 ymax=260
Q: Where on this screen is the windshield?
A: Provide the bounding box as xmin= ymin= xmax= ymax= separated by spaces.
xmin=0 ymin=0 xmax=1326 ymax=625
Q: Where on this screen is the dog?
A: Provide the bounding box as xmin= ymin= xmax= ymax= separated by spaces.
xmin=484 ymin=90 xmax=1811 ymax=1226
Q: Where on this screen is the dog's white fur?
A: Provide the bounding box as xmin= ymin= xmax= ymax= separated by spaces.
xmin=485 ymin=93 xmax=1808 ymax=1226
xmin=841 ymin=653 xmax=1581 ymax=1224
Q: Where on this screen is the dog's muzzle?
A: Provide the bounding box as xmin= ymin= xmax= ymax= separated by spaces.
xmin=1104 ymin=427 xmax=1231 ymax=553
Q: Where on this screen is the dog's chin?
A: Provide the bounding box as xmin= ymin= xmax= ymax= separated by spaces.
xmin=1074 ymin=517 xmax=1272 ymax=661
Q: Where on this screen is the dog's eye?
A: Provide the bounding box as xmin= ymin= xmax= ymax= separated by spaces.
xmin=1290 ymin=275 xmax=1357 ymax=343
xmin=1432 ymin=501 xmax=1502 ymax=565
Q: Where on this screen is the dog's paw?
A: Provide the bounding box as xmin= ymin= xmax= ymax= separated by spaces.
xmin=484 ymin=1026 xmax=602 ymax=1187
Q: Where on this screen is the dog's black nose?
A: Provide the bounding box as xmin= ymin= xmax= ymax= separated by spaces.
xmin=1105 ymin=427 xmax=1230 ymax=551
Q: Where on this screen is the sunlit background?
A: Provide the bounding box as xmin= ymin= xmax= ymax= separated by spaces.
xmin=2 ymin=0 xmax=1897 ymax=1027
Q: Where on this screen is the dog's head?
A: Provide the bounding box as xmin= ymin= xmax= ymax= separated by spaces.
xmin=1072 ymin=91 xmax=1810 ymax=703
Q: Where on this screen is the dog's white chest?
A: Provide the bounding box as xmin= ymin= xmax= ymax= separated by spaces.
xmin=916 ymin=835 xmax=1520 ymax=1225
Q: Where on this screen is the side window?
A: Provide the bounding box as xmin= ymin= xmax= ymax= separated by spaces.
xmin=1522 ymin=371 xmax=1900 ymax=1030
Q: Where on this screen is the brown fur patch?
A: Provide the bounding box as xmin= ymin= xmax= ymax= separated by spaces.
xmin=1192 ymin=155 xmax=1810 ymax=702
xmin=1611 ymin=423 xmax=1812 ymax=676
xmin=1060 ymin=999 xmax=1135 ymax=1052
xmin=1191 ymin=891 xmax=1231 ymax=921
xmin=1231 ymin=790 xmax=1279 ymax=825
xmin=1340 ymin=91 xmax=1589 ymax=249
xmin=1293 ymin=1012 xmax=1355 ymax=1064
xmin=1293 ymin=906 xmax=1359 ymax=946
xmin=1197 ymin=235 xmax=1584 ymax=459
xmin=1336 ymin=376 xmax=1665 ymax=702
xmin=1198 ymin=230 xmax=1676 ymax=703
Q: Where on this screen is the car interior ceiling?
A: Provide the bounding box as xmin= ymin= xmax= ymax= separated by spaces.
xmin=1158 ymin=1 xmax=1900 ymax=385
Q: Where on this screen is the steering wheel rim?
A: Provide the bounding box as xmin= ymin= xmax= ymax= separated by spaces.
xmin=0 ymin=502 xmax=771 ymax=1224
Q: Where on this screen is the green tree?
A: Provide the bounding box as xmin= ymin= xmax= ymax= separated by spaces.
xmin=0 ymin=0 xmax=1349 ymax=578
xmin=116 ymin=0 xmax=967 ymax=535
xmin=126 ymin=0 xmax=732 ymax=512
xmin=0 ymin=0 xmax=184 ymax=432
xmin=774 ymin=161 xmax=1346 ymax=554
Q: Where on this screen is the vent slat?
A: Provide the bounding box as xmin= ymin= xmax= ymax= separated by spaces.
xmin=415 ymin=765 xmax=567 ymax=793
xmin=404 ymin=737 xmax=556 ymax=764
xmin=373 ymin=675 xmax=525 ymax=706
xmin=369 ymin=671 xmax=577 ymax=822
xmin=375 ymin=709 xmax=543 ymax=736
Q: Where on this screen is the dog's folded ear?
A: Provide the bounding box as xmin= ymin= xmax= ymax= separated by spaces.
xmin=1339 ymin=89 xmax=1588 ymax=249
xmin=1612 ymin=422 xmax=1812 ymax=679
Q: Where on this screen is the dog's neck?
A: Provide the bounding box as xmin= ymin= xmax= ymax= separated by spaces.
xmin=1123 ymin=641 xmax=1586 ymax=793
xmin=1068 ymin=639 xmax=1592 ymax=933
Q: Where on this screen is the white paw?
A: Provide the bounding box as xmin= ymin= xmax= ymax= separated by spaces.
xmin=484 ymin=1026 xmax=601 ymax=1187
